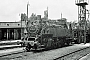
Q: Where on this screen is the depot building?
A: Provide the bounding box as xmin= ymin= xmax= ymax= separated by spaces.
xmin=0 ymin=21 xmax=26 ymax=40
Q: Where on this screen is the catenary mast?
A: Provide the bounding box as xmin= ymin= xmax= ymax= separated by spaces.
xmin=75 ymin=0 xmax=88 ymax=44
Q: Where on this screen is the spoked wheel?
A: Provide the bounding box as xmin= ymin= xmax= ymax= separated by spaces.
xmin=34 ymin=44 xmax=37 ymax=50
xmin=26 ymin=43 xmax=31 ymax=52
xmin=21 ymin=42 xmax=25 ymax=47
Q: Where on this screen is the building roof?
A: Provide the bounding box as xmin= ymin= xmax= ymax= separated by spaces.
xmin=0 ymin=21 xmax=26 ymax=28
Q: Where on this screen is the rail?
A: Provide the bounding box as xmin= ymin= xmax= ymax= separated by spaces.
xmin=0 ymin=45 xmax=90 ymax=60
xmin=54 ymin=46 xmax=90 ymax=60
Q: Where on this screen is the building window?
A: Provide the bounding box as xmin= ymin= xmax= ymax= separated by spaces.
xmin=7 ymin=24 xmax=9 ymax=26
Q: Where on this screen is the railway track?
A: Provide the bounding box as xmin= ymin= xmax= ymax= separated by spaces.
xmin=0 ymin=49 xmax=33 ymax=60
xmin=0 ymin=44 xmax=90 ymax=60
xmin=0 ymin=47 xmax=25 ymax=57
xmin=0 ymin=50 xmax=24 ymax=57
xmin=54 ymin=46 xmax=90 ymax=60
xmin=0 ymin=45 xmax=21 ymax=50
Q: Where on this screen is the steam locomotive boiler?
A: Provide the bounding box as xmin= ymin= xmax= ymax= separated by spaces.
xmin=24 ymin=20 xmax=73 ymax=51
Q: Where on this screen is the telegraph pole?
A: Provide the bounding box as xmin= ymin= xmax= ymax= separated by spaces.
xmin=21 ymin=14 xmax=22 ymax=39
xmin=47 ymin=7 xmax=48 ymax=20
xmin=26 ymin=2 xmax=30 ymax=38
xmin=61 ymin=13 xmax=62 ymax=19
xmin=27 ymin=2 xmax=30 ymax=24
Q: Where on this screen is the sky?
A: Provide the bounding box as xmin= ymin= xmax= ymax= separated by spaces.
xmin=0 ymin=0 xmax=90 ymax=22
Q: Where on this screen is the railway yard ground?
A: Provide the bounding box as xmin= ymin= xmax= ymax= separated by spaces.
xmin=0 ymin=43 xmax=90 ymax=60
xmin=79 ymin=53 xmax=90 ymax=60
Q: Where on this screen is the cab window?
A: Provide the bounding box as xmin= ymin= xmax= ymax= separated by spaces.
xmin=28 ymin=38 xmax=35 ymax=41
